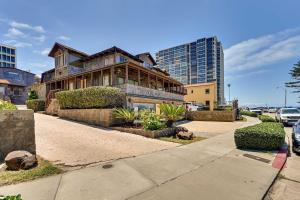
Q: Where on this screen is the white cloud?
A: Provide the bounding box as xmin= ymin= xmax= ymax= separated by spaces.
xmin=4 ymin=27 xmax=25 ymax=38
xmin=57 ymin=35 xmax=71 ymax=40
xmin=10 ymin=21 xmax=45 ymax=33
xmin=225 ymin=69 xmax=269 ymax=81
xmin=225 ymin=28 xmax=300 ymax=72
xmin=34 ymin=48 xmax=51 ymax=55
xmin=3 ymin=39 xmax=32 ymax=48
xmin=34 ymin=35 xmax=46 ymax=43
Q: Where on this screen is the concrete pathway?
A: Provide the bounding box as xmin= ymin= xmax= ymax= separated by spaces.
xmin=0 ymin=116 xmax=286 ymax=200
xmin=34 ymin=113 xmax=178 ymax=166
xmin=264 ymin=127 xmax=300 ymax=200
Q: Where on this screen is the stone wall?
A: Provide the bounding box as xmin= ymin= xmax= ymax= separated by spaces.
xmin=46 ymin=99 xmax=60 ymax=115
xmin=58 ymin=108 xmax=120 ymax=127
xmin=187 ymin=110 xmax=237 ymax=122
xmin=111 ymin=127 xmax=177 ymax=138
xmin=0 ymin=110 xmax=35 ymax=161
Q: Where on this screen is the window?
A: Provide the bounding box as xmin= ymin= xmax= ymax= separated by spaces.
xmin=205 ymin=89 xmax=210 ymax=94
xmin=205 ymin=101 xmax=210 ymax=106
xmin=55 ymin=51 xmax=65 ymax=67
xmin=104 ymin=56 xmax=114 ymax=66
xmin=191 ymin=90 xmax=193 ymax=94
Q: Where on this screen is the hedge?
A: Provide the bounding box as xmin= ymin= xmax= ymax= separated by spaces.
xmin=0 ymin=100 xmax=17 ymax=110
xmin=240 ymin=110 xmax=258 ymax=117
xmin=56 ymin=86 xmax=125 ymax=109
xmin=26 ymin=99 xmax=45 ymax=112
xmin=234 ymin=122 xmax=285 ymax=150
xmin=258 ymin=115 xmax=276 ymax=122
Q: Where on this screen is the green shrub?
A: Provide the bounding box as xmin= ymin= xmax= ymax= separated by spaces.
xmin=240 ymin=110 xmax=258 ymax=117
xmin=234 ymin=122 xmax=285 ymax=150
xmin=0 ymin=195 xmax=22 ymax=200
xmin=0 ymin=100 xmax=17 ymax=110
xmin=113 ymin=108 xmax=136 ymax=126
xmin=56 ymin=86 xmax=125 ymax=109
xmin=160 ymin=104 xmax=185 ymax=127
xmin=28 ymin=90 xmax=38 ymax=100
xmin=141 ymin=110 xmax=162 ymax=130
xmin=26 ymin=99 xmax=45 ymax=112
xmin=258 ymin=115 xmax=276 ymax=122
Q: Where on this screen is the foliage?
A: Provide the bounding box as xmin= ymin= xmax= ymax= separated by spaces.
xmin=113 ymin=108 xmax=136 ymax=125
xmin=140 ymin=110 xmax=163 ymax=130
xmin=28 ymin=90 xmax=38 ymax=100
xmin=240 ymin=110 xmax=258 ymax=117
xmin=0 ymin=100 xmax=17 ymax=110
xmin=258 ymin=115 xmax=276 ymax=122
xmin=286 ymin=60 xmax=300 ymax=96
xmin=0 ymin=195 xmax=22 ymax=200
xmin=26 ymin=99 xmax=45 ymax=112
xmin=0 ymin=157 xmax=62 ymax=186
xmin=234 ymin=122 xmax=285 ymax=150
xmin=56 ymin=86 xmax=125 ymax=109
xmin=160 ymin=104 xmax=185 ymax=127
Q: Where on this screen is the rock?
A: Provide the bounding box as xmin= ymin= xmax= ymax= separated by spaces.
xmin=5 ymin=151 xmax=37 ymax=171
xmin=177 ymin=131 xmax=193 ymax=140
xmin=175 ymin=126 xmax=189 ymax=134
xmin=0 ymin=163 xmax=7 ymax=172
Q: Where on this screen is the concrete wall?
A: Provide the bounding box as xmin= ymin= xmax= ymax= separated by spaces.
xmin=187 ymin=110 xmax=236 ymax=122
xmin=58 ymin=108 xmax=120 ymax=127
xmin=0 ymin=109 xmax=35 ymax=160
xmin=46 ymin=98 xmax=60 ymax=115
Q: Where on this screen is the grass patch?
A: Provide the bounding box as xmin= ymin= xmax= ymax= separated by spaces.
xmin=159 ymin=136 xmax=206 ymax=145
xmin=0 ymin=157 xmax=62 ymax=186
xmin=237 ymin=116 xmax=247 ymax=122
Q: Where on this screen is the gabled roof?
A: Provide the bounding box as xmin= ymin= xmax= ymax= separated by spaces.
xmin=136 ymin=52 xmax=157 ymax=66
xmin=48 ymin=42 xmax=89 ymax=57
xmin=81 ymin=46 xmax=143 ymax=63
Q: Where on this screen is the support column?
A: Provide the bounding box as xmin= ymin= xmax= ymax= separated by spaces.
xmin=80 ymin=76 xmax=84 ymax=88
xmin=91 ymin=72 xmax=94 ymax=86
xmin=110 ymin=67 xmax=114 ymax=86
xmin=147 ymin=73 xmax=150 ymax=88
xmin=100 ymin=70 xmax=103 ymax=86
xmin=138 ymin=69 xmax=141 ymax=86
xmin=55 ymin=81 xmax=57 ymax=90
xmin=125 ymin=64 xmax=128 ymax=84
xmin=75 ymin=77 xmax=77 ymax=89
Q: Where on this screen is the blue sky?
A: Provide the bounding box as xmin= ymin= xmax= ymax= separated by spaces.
xmin=1 ymin=0 xmax=300 ymax=106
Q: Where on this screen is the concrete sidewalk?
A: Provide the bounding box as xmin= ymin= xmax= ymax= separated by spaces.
xmin=0 ymin=117 xmax=285 ymax=200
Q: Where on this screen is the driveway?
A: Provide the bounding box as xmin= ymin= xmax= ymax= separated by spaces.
xmin=35 ymin=113 xmax=178 ymax=166
xmin=177 ymin=117 xmax=257 ymax=138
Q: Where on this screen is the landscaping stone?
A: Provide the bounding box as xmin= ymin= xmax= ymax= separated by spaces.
xmin=5 ymin=150 xmax=37 ymax=171
xmin=177 ymin=131 xmax=193 ymax=140
xmin=175 ymin=126 xmax=189 ymax=134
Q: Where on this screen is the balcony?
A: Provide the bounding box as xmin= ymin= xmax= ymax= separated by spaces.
xmin=116 ymin=83 xmax=184 ymax=102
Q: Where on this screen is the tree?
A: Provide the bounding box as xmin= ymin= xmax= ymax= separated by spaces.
xmin=286 ymin=60 xmax=300 ymax=94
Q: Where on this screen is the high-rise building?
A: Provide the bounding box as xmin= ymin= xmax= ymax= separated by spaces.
xmin=156 ymin=36 xmax=225 ymax=105
xmin=0 ymin=44 xmax=16 ymax=68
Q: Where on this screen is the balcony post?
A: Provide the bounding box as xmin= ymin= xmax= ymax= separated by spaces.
xmin=110 ymin=66 xmax=114 ymax=86
xmin=155 ymin=76 xmax=158 ymax=89
xmin=147 ymin=73 xmax=150 ymax=88
xmin=100 ymin=70 xmax=103 ymax=86
xmin=91 ymin=72 xmax=93 ymax=86
xmin=125 ymin=64 xmax=128 ymax=84
xmin=75 ymin=77 xmax=77 ymax=89
xmin=138 ymin=69 xmax=141 ymax=86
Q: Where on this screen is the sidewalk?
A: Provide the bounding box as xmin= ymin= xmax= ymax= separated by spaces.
xmin=0 ymin=117 xmax=286 ymax=200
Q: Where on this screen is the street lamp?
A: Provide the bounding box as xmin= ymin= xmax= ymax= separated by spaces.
xmin=227 ymin=83 xmax=231 ymax=104
xmin=276 ymin=86 xmax=287 ymax=108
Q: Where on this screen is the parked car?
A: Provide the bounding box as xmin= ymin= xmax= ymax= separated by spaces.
xmin=249 ymin=108 xmax=262 ymax=115
xmin=292 ymin=121 xmax=300 ymax=154
xmin=184 ymin=102 xmax=202 ymax=111
xmin=275 ymin=108 xmax=300 ymax=126
xmin=268 ymin=107 xmax=277 ymax=113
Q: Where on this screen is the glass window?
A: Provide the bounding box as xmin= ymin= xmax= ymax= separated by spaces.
xmin=205 ymin=89 xmax=210 ymax=94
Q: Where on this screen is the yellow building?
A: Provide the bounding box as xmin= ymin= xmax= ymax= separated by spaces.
xmin=184 ymin=82 xmax=217 ymax=111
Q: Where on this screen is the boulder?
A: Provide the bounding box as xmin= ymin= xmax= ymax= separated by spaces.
xmin=175 ymin=126 xmax=189 ymax=134
xmin=5 ymin=151 xmax=37 ymax=171
xmin=177 ymin=131 xmax=193 ymax=140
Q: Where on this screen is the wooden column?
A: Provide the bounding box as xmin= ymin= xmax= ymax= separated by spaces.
xmin=91 ymin=72 xmax=94 ymax=86
xmin=75 ymin=77 xmax=77 ymax=89
xmin=147 ymin=73 xmax=150 ymax=88
xmin=100 ymin=70 xmax=103 ymax=86
xmin=110 ymin=67 xmax=114 ymax=86
xmin=125 ymin=64 xmax=128 ymax=84
xmin=155 ymin=76 xmax=158 ymax=89
xmin=55 ymin=81 xmax=57 ymax=90
xmin=80 ymin=76 xmax=84 ymax=89
xmin=138 ymin=69 xmax=141 ymax=86
xmin=162 ymin=79 xmax=165 ymax=91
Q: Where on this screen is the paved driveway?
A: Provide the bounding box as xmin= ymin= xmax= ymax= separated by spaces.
xmin=35 ymin=114 xmax=178 ymax=166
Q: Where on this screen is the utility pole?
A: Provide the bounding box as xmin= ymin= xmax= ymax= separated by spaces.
xmin=276 ymin=86 xmax=287 ymax=108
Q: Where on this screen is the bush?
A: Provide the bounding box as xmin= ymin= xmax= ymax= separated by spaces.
xmin=56 ymin=86 xmax=125 ymax=109
xmin=141 ymin=110 xmax=163 ymax=130
xmin=0 ymin=195 xmax=22 ymax=200
xmin=28 ymin=90 xmax=38 ymax=100
xmin=234 ymin=122 xmax=285 ymax=150
xmin=0 ymin=100 xmax=17 ymax=110
xmin=258 ymin=115 xmax=276 ymax=122
xmin=26 ymin=99 xmax=45 ymax=112
xmin=160 ymin=104 xmax=185 ymax=127
xmin=113 ymin=108 xmax=136 ymax=126
xmin=240 ymin=110 xmax=258 ymax=117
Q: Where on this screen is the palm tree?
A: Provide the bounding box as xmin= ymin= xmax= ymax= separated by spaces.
xmin=160 ymin=104 xmax=185 ymax=127
xmin=113 ymin=108 xmax=136 ymax=126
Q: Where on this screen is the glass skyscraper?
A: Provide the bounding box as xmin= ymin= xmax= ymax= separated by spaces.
xmin=0 ymin=44 xmax=16 ymax=68
xmin=156 ymin=36 xmax=225 ymax=105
